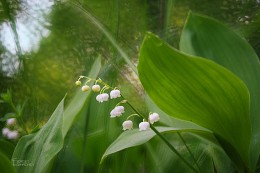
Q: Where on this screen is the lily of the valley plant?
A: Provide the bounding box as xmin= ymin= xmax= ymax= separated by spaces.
xmin=75 ymin=76 xmax=160 ymax=131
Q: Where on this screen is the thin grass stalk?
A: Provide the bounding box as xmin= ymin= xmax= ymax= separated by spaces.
xmin=177 ymin=131 xmax=201 ymax=172
xmin=79 ymin=102 xmax=92 ymax=173
xmin=68 ymin=1 xmax=137 ymax=73
xmin=163 ymin=0 xmax=174 ymax=41
xmin=124 ymin=96 xmax=200 ymax=173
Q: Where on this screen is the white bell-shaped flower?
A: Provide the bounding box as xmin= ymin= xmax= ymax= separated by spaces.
xmin=110 ymin=106 xmax=125 ymax=118
xmin=6 ymin=118 xmax=16 ymax=126
xmin=122 ymin=120 xmax=133 ymax=130
xmin=2 ymin=127 xmax=10 ymax=136
xmin=81 ymin=85 xmax=90 ymax=92
xmin=148 ymin=113 xmax=160 ymax=124
xmin=96 ymin=93 xmax=109 ymax=103
xmin=92 ymin=85 xmax=101 ymax=92
xmin=7 ymin=130 xmax=19 ymax=140
xmin=139 ymin=122 xmax=150 ymax=131
xmin=110 ymin=89 xmax=121 ymax=99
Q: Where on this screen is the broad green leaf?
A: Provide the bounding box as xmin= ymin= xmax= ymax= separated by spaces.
xmin=0 ymin=152 xmax=15 ymax=173
xmin=12 ymin=57 xmax=101 ymax=173
xmin=12 ymin=97 xmax=65 ymax=173
xmin=145 ymin=86 xmax=237 ymax=172
xmin=146 ymin=95 xmax=208 ymax=130
xmin=101 ymin=126 xmax=210 ymax=162
xmin=138 ymin=33 xmax=251 ymax=170
xmin=179 ymin=12 xmax=260 ymax=171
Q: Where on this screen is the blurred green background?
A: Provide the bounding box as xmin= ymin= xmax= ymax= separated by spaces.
xmin=0 ymin=0 xmax=260 ymax=172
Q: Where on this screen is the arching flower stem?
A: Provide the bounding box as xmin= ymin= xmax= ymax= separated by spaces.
xmin=126 ymin=114 xmax=141 ymax=120
xmin=177 ymin=131 xmax=201 ymax=172
xmin=122 ymin=95 xmax=199 ymax=173
xmin=116 ymin=100 xmax=128 ymax=107
xmin=76 ymin=76 xmax=200 ymax=172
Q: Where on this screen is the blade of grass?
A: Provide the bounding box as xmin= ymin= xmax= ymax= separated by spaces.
xmin=163 ymin=0 xmax=175 ymax=41
xmin=68 ymin=1 xmax=136 ymax=73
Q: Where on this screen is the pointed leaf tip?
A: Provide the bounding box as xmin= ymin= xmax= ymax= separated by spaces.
xmin=138 ymin=32 xmax=250 ymax=169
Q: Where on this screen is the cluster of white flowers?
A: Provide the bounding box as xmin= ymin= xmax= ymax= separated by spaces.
xmin=2 ymin=118 xmax=20 ymax=140
xmin=122 ymin=113 xmax=160 ymax=131
xmin=76 ymin=77 xmax=160 ymax=132
xmin=75 ymin=77 xmax=121 ymax=102
xmin=96 ymin=89 xmax=121 ymax=103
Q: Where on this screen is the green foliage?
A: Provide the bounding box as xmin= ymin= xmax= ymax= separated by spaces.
xmin=101 ymin=126 xmax=210 ymax=163
xmin=0 ymin=89 xmax=27 ymax=122
xmin=12 ymin=57 xmax=101 ymax=173
xmin=138 ymin=32 xmax=250 ymax=170
xmin=102 ymin=12 xmax=260 ymax=172
xmin=146 ymin=132 xmax=236 ymax=173
xmin=68 ymin=1 xmax=137 ymax=72
xmin=0 ymin=133 xmax=15 ymax=173
xmin=0 ymin=139 xmax=15 ymax=159
xmin=0 ymin=152 xmax=15 ymax=173
xmin=180 ymin=12 xmax=260 ymax=171
xmin=12 ymin=97 xmax=65 ymax=173
xmin=1 ymin=1 xmax=260 ymax=172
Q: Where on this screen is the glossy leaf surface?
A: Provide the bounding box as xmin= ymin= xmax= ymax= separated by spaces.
xmin=101 ymin=126 xmax=210 ymax=162
xmin=180 ymin=12 xmax=260 ymax=170
xmin=138 ymin=32 xmax=251 ymax=168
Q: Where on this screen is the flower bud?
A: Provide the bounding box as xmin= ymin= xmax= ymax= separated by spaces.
xmin=75 ymin=80 xmax=81 ymax=86
xmin=122 ymin=120 xmax=133 ymax=130
xmin=110 ymin=89 xmax=121 ymax=99
xmin=139 ymin=122 xmax=150 ymax=131
xmin=81 ymin=85 xmax=90 ymax=92
xmin=148 ymin=113 xmax=160 ymax=124
xmin=92 ymin=85 xmax=101 ymax=92
xmin=6 ymin=118 xmax=16 ymax=126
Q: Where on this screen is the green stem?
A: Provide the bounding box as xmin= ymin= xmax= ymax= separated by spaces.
xmin=149 ymin=125 xmax=198 ymax=173
xmin=126 ymin=114 xmax=140 ymax=120
xmin=177 ymin=132 xmax=201 ymax=172
xmin=97 ymin=80 xmax=110 ymax=88
xmin=18 ymin=117 xmax=28 ymax=134
xmin=10 ymin=101 xmax=28 ymax=134
xmin=123 ymin=96 xmax=199 ymax=173
xmin=77 ymin=78 xmax=198 ymax=172
xmin=80 ymin=102 xmax=91 ymax=173
xmin=115 ymin=100 xmax=127 ymax=107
